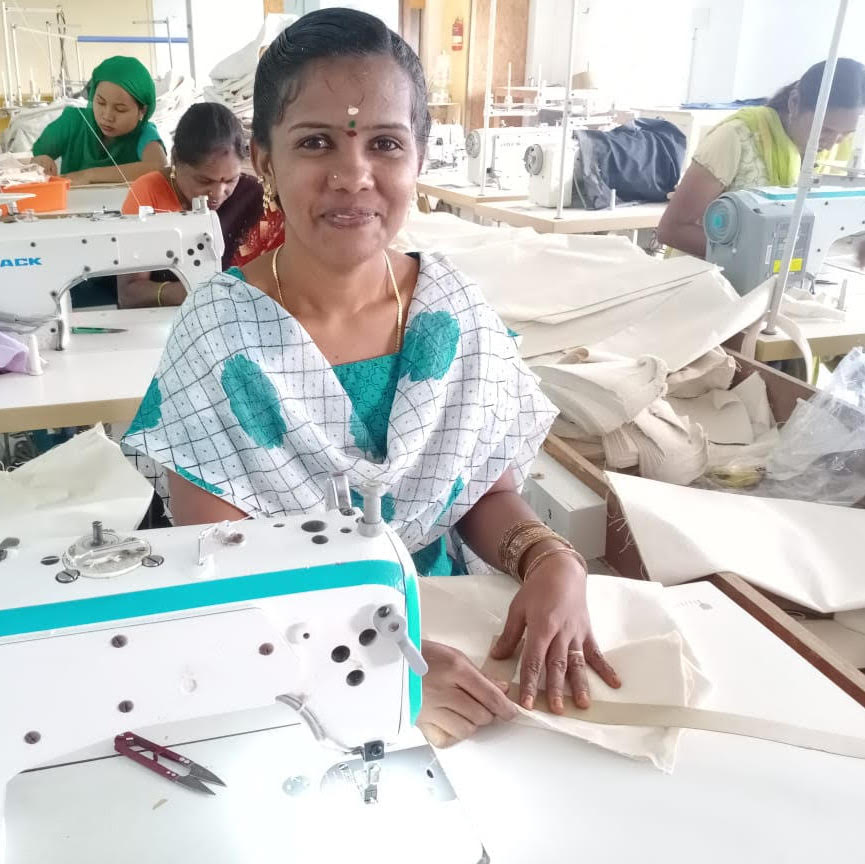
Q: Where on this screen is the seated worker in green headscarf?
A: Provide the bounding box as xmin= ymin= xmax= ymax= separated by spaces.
xmin=658 ymin=58 xmax=865 ymax=260
xmin=31 ymin=55 xmax=167 ymax=185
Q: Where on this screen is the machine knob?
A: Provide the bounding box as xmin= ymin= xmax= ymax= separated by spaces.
xmin=524 ymin=143 xmax=544 ymax=176
xmin=704 ymin=197 xmax=739 ymax=245
xmin=465 ymin=130 xmax=481 ymax=158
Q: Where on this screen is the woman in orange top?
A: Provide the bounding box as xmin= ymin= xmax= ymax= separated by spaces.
xmin=119 ymin=102 xmax=283 ymax=307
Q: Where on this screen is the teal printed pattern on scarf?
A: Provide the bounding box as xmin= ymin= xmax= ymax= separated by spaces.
xmin=333 ymin=354 xmax=400 ymax=461
xmin=438 ymin=476 xmax=464 ymax=521
xmin=401 ymin=311 xmax=460 ymax=381
xmin=127 ymin=377 xmax=162 ymax=435
xmin=411 ymin=536 xmax=457 ymax=576
xmin=221 ymin=354 xmax=287 ymax=448
xmin=176 ymin=465 xmax=224 ymax=496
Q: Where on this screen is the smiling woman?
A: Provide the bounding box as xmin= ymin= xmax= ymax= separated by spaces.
xmin=123 ymin=8 xmax=622 ymax=747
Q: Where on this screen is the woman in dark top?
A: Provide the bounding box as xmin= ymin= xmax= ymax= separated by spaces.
xmin=119 ymin=102 xmax=284 ymax=307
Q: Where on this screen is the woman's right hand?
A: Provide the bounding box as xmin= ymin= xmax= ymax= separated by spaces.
xmin=417 ymin=640 xmax=517 ymax=748
xmin=32 ymin=155 xmax=58 ymax=176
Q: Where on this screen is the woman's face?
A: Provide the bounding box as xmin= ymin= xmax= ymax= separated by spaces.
xmin=174 ymin=149 xmax=243 ymax=210
xmin=92 ymin=81 xmax=144 ymax=139
xmin=253 ymin=55 xmax=420 ymax=271
xmin=787 ymin=88 xmax=862 ymax=153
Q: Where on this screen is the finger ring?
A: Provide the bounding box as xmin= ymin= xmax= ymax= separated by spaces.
xmin=568 ymin=649 xmax=585 ymax=663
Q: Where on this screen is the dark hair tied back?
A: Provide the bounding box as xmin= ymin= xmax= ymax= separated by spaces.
xmin=767 ymin=57 xmax=865 ymax=115
xmin=173 ymin=102 xmax=245 ymax=167
xmin=252 ymin=8 xmax=431 ymax=158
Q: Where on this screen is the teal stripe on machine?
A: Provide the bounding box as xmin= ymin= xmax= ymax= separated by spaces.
xmin=0 ymin=560 xmax=405 ymax=638
xmin=404 ymin=569 xmax=423 ymax=724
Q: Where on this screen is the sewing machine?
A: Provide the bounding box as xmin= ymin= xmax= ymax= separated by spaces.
xmin=704 ymin=185 xmax=865 ymax=295
xmin=465 ymin=125 xmax=562 ymax=187
xmin=524 ymin=141 xmax=575 ymax=207
xmin=0 ymin=198 xmax=223 ymax=372
xmin=424 ymin=122 xmax=466 ymax=171
xmin=0 ymin=484 xmax=448 ymax=862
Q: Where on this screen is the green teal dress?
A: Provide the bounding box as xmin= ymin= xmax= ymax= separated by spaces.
xmin=224 ymin=267 xmax=460 ymax=576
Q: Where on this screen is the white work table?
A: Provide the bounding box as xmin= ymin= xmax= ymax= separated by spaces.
xmin=7 ymin=579 xmax=865 ymax=863
xmin=0 ymin=307 xmax=175 ymax=433
xmin=749 ymin=260 xmax=865 ymax=363
xmin=417 ymin=171 xmax=528 ymax=214
xmin=472 ymin=198 xmax=667 ymax=236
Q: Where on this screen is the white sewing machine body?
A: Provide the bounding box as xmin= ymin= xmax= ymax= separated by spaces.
xmin=0 ymin=200 xmax=223 ymax=361
xmin=0 ymin=506 xmax=422 ymax=854
xmin=424 ymin=122 xmax=466 ymax=171
xmin=524 ymin=141 xmax=575 ymax=208
xmin=465 ymin=125 xmax=563 ymax=187
xmin=704 ymin=185 xmax=865 ymax=295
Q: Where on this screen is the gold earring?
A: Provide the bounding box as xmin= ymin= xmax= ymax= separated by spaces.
xmin=262 ymin=178 xmax=276 ymax=212
xmin=169 ymin=163 xmax=177 ymax=183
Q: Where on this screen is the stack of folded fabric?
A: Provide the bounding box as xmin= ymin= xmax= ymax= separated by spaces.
xmin=535 ymin=344 xmax=780 ymax=488
xmin=533 ymin=349 xmax=709 ymax=486
xmin=1 ymin=98 xmax=85 ymax=153
xmin=203 ymin=13 xmax=297 ymax=137
xmin=151 ymin=69 xmax=200 ymax=152
xmin=665 ymin=346 xmax=778 ymax=474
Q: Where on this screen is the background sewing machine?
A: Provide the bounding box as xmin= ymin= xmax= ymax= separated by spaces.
xmin=524 ymin=141 xmax=576 ymax=208
xmin=0 ymin=198 xmax=223 ymax=373
xmin=465 ymin=125 xmax=563 ymax=188
xmin=423 ymin=121 xmax=466 ymax=172
xmin=704 ymin=185 xmax=865 ymax=296
xmin=0 ymin=487 xmax=485 ymax=862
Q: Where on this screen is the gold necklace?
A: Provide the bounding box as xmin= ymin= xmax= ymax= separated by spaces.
xmin=167 ymin=168 xmax=189 ymax=210
xmin=271 ymin=246 xmax=404 ymax=353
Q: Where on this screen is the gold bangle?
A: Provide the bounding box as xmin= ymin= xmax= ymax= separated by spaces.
xmin=156 ymin=281 xmax=169 ymax=307
xmin=498 ymin=519 xmax=571 ymax=581
xmin=522 ymin=546 xmax=587 ymax=585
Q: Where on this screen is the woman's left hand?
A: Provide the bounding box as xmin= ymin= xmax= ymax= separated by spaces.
xmin=63 ymin=169 xmax=92 ymax=186
xmin=489 ymin=553 xmax=620 ymax=714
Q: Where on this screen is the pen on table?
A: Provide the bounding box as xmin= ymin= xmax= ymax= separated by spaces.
xmin=71 ymin=327 xmax=128 ymax=334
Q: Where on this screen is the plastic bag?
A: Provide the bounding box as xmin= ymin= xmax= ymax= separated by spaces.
xmin=767 ymin=348 xmax=865 ymax=505
xmin=695 ymin=348 xmax=865 ymax=506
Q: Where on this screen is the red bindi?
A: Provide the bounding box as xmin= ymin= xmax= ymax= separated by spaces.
xmin=346 ymin=129 xmax=357 ymax=137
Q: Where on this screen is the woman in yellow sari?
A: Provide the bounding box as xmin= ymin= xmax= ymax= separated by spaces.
xmin=658 ymin=58 xmax=865 ymax=258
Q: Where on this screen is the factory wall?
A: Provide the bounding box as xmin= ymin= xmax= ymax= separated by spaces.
xmin=527 ymin=0 xmax=865 ymax=108
xmin=527 ymin=0 xmax=715 ymax=105
xmin=185 ymin=0 xmax=264 ymax=85
xmin=149 ymin=0 xmax=191 ymax=82
xmin=0 ymin=0 xmax=154 ymax=100
xmin=734 ymin=0 xmax=865 ymax=100
xmin=281 ymin=0 xmax=399 ymax=31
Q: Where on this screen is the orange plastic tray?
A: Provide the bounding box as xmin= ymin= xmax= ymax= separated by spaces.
xmin=1 ymin=175 xmax=70 ymax=213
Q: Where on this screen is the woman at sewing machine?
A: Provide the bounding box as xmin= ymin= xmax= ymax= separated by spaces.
xmin=30 ymin=56 xmax=167 ymax=185
xmin=123 ymin=9 xmax=621 ymax=747
xmin=117 ymin=103 xmax=284 ymax=308
xmin=658 ymin=58 xmax=865 ymax=259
